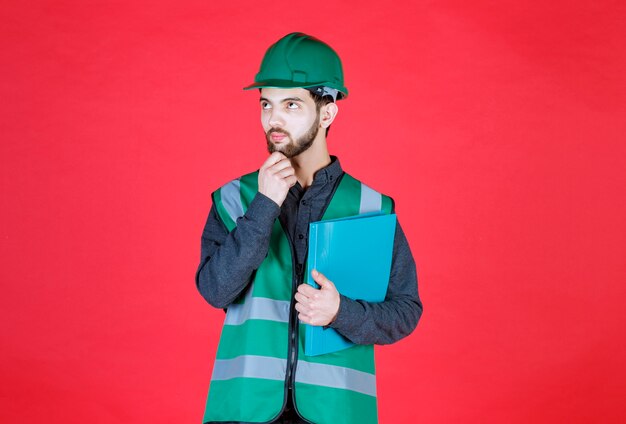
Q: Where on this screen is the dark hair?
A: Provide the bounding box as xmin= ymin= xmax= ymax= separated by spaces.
xmin=308 ymin=90 xmax=335 ymax=136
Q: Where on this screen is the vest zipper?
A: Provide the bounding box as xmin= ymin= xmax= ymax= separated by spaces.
xmin=289 ymin=261 xmax=312 ymax=423
xmin=280 ymin=219 xmax=313 ymax=423
xmin=275 ymin=220 xmax=298 ymax=417
xmin=290 ymin=262 xmax=304 ymax=388
xmin=286 ymin=262 xmax=301 ymax=389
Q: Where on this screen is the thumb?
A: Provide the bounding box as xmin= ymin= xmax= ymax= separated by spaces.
xmin=313 ymin=270 xmax=334 ymax=289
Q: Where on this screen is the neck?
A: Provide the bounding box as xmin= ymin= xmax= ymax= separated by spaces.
xmin=290 ymin=136 xmax=331 ymax=189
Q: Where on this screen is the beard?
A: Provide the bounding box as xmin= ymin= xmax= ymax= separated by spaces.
xmin=265 ymin=112 xmax=320 ymax=158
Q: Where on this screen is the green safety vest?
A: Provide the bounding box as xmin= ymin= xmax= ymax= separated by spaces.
xmin=203 ymin=170 xmax=393 ymax=424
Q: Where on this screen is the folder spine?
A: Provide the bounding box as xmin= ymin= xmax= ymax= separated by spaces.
xmin=305 ymin=223 xmax=318 ymax=355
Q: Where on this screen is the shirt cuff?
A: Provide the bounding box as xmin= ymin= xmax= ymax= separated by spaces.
xmin=245 ymin=191 xmax=281 ymax=225
xmin=328 ymin=294 xmax=362 ymax=334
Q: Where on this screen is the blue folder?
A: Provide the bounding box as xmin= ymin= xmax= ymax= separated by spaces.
xmin=304 ymin=212 xmax=397 ymax=356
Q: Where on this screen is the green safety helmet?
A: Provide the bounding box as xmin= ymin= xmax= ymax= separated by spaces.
xmin=243 ymin=32 xmax=348 ymax=100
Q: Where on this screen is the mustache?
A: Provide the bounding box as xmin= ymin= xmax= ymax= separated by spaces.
xmin=266 ymin=128 xmax=291 ymax=137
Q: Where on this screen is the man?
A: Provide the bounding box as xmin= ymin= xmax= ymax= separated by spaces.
xmin=196 ymin=32 xmax=422 ymax=424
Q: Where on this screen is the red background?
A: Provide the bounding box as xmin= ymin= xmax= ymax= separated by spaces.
xmin=2 ymin=1 xmax=625 ymax=423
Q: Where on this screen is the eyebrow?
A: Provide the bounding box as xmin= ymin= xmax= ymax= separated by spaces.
xmin=259 ymin=97 xmax=305 ymax=103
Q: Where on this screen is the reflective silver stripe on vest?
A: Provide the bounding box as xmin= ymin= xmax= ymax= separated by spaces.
xmin=224 ymin=283 xmax=290 ymax=326
xmin=211 ymin=355 xmax=376 ymax=397
xmin=359 ymin=183 xmax=382 ymax=214
xmin=295 ymin=360 xmax=377 ymax=397
xmin=221 ymin=179 xmax=245 ymax=223
xmin=211 ymin=355 xmax=286 ymax=381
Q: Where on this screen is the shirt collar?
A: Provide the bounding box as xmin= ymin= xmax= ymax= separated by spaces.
xmin=311 ymin=155 xmax=343 ymax=185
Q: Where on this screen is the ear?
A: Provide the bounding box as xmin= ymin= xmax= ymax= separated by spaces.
xmin=320 ymin=102 xmax=339 ymax=129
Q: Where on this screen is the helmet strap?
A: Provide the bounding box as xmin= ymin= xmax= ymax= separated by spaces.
xmin=307 ymin=86 xmax=339 ymax=102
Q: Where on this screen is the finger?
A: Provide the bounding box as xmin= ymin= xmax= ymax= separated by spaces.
xmin=261 ymin=152 xmax=287 ymax=169
xmin=298 ymin=313 xmax=313 ymax=324
xmin=294 ymin=292 xmax=308 ymax=304
xmin=275 ymin=167 xmax=295 ymax=179
xmin=285 ymin=175 xmax=298 ymax=187
xmin=295 ymin=302 xmax=309 ymax=314
xmin=268 ymin=158 xmax=293 ymax=173
xmin=298 ymin=283 xmax=319 ymax=297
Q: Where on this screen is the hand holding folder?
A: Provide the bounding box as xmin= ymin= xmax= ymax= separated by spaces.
xmin=304 ymin=212 xmax=397 ymax=356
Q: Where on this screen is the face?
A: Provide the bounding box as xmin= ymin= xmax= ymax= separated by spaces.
xmin=260 ymin=88 xmax=321 ymax=158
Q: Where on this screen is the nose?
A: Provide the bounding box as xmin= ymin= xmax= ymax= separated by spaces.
xmin=268 ymin=109 xmax=285 ymax=129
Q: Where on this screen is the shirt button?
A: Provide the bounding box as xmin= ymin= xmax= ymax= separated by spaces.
xmin=298 ymin=234 xmax=305 ymax=240
xmin=301 ymin=200 xmax=307 ymax=206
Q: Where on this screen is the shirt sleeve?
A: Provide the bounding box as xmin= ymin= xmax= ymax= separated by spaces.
xmin=328 ymin=219 xmax=423 ymax=345
xmin=195 ymin=192 xmax=281 ymax=308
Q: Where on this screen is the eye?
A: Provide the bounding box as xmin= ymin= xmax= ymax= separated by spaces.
xmin=261 ymin=101 xmax=271 ymax=110
xmin=287 ymin=102 xmax=299 ymax=110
